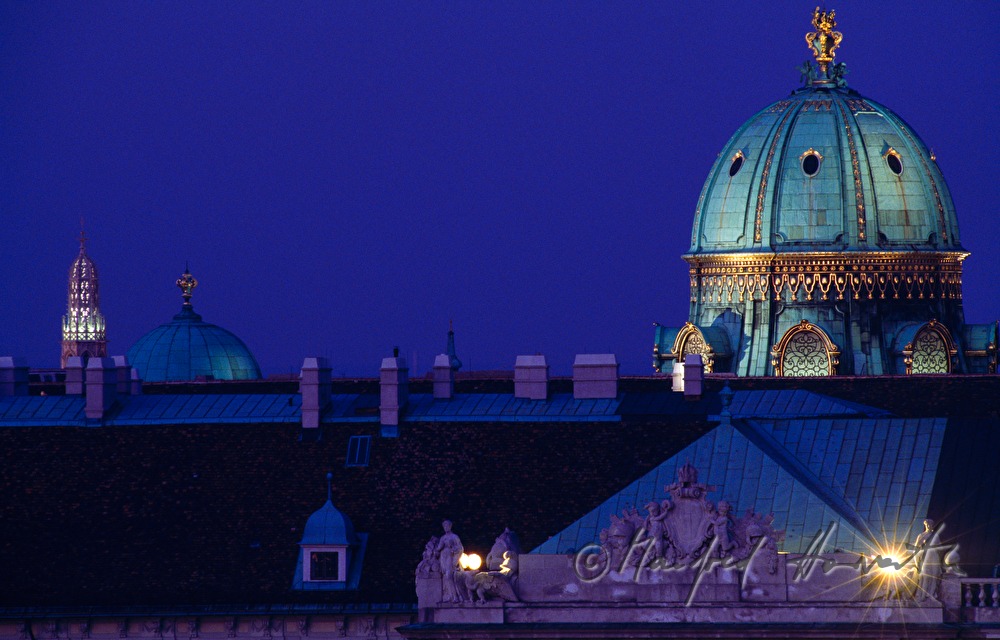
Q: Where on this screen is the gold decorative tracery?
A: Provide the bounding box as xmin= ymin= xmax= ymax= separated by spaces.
xmin=903 ymin=319 xmax=957 ymax=375
xmin=670 ymin=323 xmax=716 ymax=373
xmin=686 ymin=252 xmax=967 ymax=304
xmin=771 ymin=320 xmax=840 ymax=377
xmin=834 ymin=100 xmax=867 ymax=242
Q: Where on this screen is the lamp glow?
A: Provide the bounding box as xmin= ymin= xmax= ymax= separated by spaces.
xmin=459 ymin=553 xmax=482 ymax=571
xmin=873 ymin=553 xmax=901 ymax=575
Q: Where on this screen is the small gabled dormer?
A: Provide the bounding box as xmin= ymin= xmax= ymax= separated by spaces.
xmin=292 ymin=473 xmax=367 ymax=590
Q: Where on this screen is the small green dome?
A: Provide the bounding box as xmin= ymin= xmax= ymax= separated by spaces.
xmin=300 ymin=499 xmax=359 ymax=546
xmin=127 ymin=305 xmax=262 ymax=382
xmin=689 ymin=83 xmax=963 ymax=255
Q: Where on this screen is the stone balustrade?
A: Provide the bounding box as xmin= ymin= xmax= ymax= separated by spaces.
xmin=962 ymin=579 xmax=1000 ymax=608
xmin=957 ymin=578 xmax=1000 ymax=624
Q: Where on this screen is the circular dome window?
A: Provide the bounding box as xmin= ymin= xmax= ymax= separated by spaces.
xmin=886 ymin=150 xmax=903 ymax=175
xmin=728 ymin=152 xmax=744 ymax=177
xmin=800 ymin=148 xmax=823 ymax=177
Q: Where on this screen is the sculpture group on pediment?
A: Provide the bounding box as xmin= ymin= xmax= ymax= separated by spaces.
xmin=597 ymin=463 xmax=784 ymax=574
xmin=415 ymin=535 xmax=440 ymax=578
xmin=417 ymin=523 xmax=521 ymax=605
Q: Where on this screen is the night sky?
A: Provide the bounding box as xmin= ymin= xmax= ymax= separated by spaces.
xmin=2 ymin=2 xmax=997 ymax=376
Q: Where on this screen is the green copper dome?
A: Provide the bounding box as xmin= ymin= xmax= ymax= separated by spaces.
xmin=127 ymin=269 xmax=262 ymax=382
xmin=689 ymin=82 xmax=963 ymax=255
xmin=653 ymin=10 xmax=997 ymax=379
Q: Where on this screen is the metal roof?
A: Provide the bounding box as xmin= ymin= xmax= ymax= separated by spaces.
xmin=126 ymin=305 xmax=262 ymax=382
xmin=535 ymin=415 xmax=946 ymax=556
xmin=0 ymin=389 xmax=883 ymax=428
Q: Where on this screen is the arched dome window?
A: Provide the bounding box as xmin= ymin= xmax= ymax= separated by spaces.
xmin=903 ymin=320 xmax=957 ymax=374
xmin=770 ymin=320 xmax=840 ymax=377
xmin=670 ymin=323 xmax=716 ymax=373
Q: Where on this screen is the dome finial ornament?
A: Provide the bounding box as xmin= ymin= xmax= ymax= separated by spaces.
xmin=805 ymin=7 xmax=843 ymax=77
xmin=176 ymin=267 xmax=198 ymax=306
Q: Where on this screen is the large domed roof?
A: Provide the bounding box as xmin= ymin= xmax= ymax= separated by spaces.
xmin=126 ymin=269 xmax=261 ymax=382
xmin=689 ymin=80 xmax=963 ymax=256
xmin=653 ymin=9 xmax=995 ymax=379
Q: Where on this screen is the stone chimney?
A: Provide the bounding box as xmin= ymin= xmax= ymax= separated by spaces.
xmin=683 ymin=354 xmax=704 ymax=399
xmin=300 ymin=357 xmax=333 ymax=430
xmin=130 ymin=368 xmax=143 ymax=395
xmin=432 ymin=354 xmax=454 ymax=399
xmin=85 ymin=357 xmax=118 ymax=420
xmin=514 ymin=355 xmax=548 ymax=400
xmin=671 ymin=362 xmax=685 ymax=393
xmin=0 ymin=357 xmax=29 ymax=396
xmin=112 ymin=355 xmax=132 ymax=395
xmin=572 ymin=354 xmax=619 ymax=399
xmin=380 ymin=354 xmax=409 ymax=426
xmin=65 ymin=356 xmax=85 ymax=395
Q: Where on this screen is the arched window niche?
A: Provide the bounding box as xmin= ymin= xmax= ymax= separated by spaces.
xmin=671 ymin=322 xmax=716 ymax=373
xmin=770 ymin=320 xmax=840 ymax=377
xmin=903 ymin=319 xmax=957 ymax=375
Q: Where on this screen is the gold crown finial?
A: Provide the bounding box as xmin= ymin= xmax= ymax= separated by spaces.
xmin=176 ymin=266 xmax=198 ymax=306
xmin=805 ymin=7 xmax=843 ymax=75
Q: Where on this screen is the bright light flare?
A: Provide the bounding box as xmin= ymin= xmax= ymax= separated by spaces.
xmin=873 ymin=554 xmax=901 ymax=575
xmin=459 ymin=553 xmax=482 ymax=570
xmin=866 ymin=544 xmax=915 ymax=599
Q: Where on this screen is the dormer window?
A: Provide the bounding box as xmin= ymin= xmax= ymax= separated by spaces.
xmin=292 ymin=473 xmax=368 ymax=591
xmin=305 ymin=549 xmax=345 ymax=582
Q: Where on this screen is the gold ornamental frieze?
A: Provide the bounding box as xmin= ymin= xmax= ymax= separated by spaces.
xmin=686 ymin=252 xmax=967 ymax=304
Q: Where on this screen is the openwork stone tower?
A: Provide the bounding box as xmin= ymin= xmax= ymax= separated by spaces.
xmin=61 ymin=232 xmax=108 ymax=367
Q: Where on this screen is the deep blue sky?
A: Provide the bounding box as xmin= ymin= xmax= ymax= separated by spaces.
xmin=2 ymin=2 xmax=997 ymax=376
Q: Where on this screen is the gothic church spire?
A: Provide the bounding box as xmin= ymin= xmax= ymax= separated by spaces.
xmin=61 ymin=231 xmax=107 ymax=366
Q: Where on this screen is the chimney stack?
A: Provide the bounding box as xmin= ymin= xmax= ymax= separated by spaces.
xmin=0 ymin=357 xmax=29 ymax=396
xmin=380 ymin=355 xmax=409 ymax=428
xmin=572 ymin=354 xmax=619 ymax=399
xmin=300 ymin=357 xmax=333 ymax=430
xmin=671 ymin=362 xmax=685 ymax=392
xmin=683 ymin=354 xmax=704 ymax=399
xmin=65 ymin=357 xmax=85 ymax=395
xmin=432 ymin=354 xmax=454 ymax=399
xmin=112 ymin=355 xmax=132 ymax=395
xmin=514 ymin=355 xmax=548 ymax=400
xmin=130 ymin=367 xmax=143 ymax=395
xmin=85 ymin=357 xmax=118 ymax=420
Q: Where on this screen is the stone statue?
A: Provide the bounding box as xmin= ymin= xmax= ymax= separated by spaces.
xmin=733 ymin=509 xmax=784 ymax=574
xmin=707 ymin=501 xmax=735 ymax=558
xmin=943 ymin=545 xmax=965 ymax=576
xmin=913 ymin=519 xmax=943 ymax=602
xmin=831 ymin=62 xmax=849 ymax=88
xmin=453 ymin=528 xmax=521 ymax=605
xmin=486 ymin=527 xmax=521 ymax=572
xmin=416 ymin=535 xmax=440 ymax=578
xmin=798 ymin=60 xmax=816 ymax=86
xmin=642 ymin=500 xmax=672 ymax=563
xmin=606 ymin=513 xmax=638 ymax=570
xmin=435 ymin=520 xmax=464 ymax=603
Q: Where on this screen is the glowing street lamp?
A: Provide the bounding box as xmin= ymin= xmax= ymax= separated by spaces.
xmin=459 ymin=553 xmax=482 ymax=571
